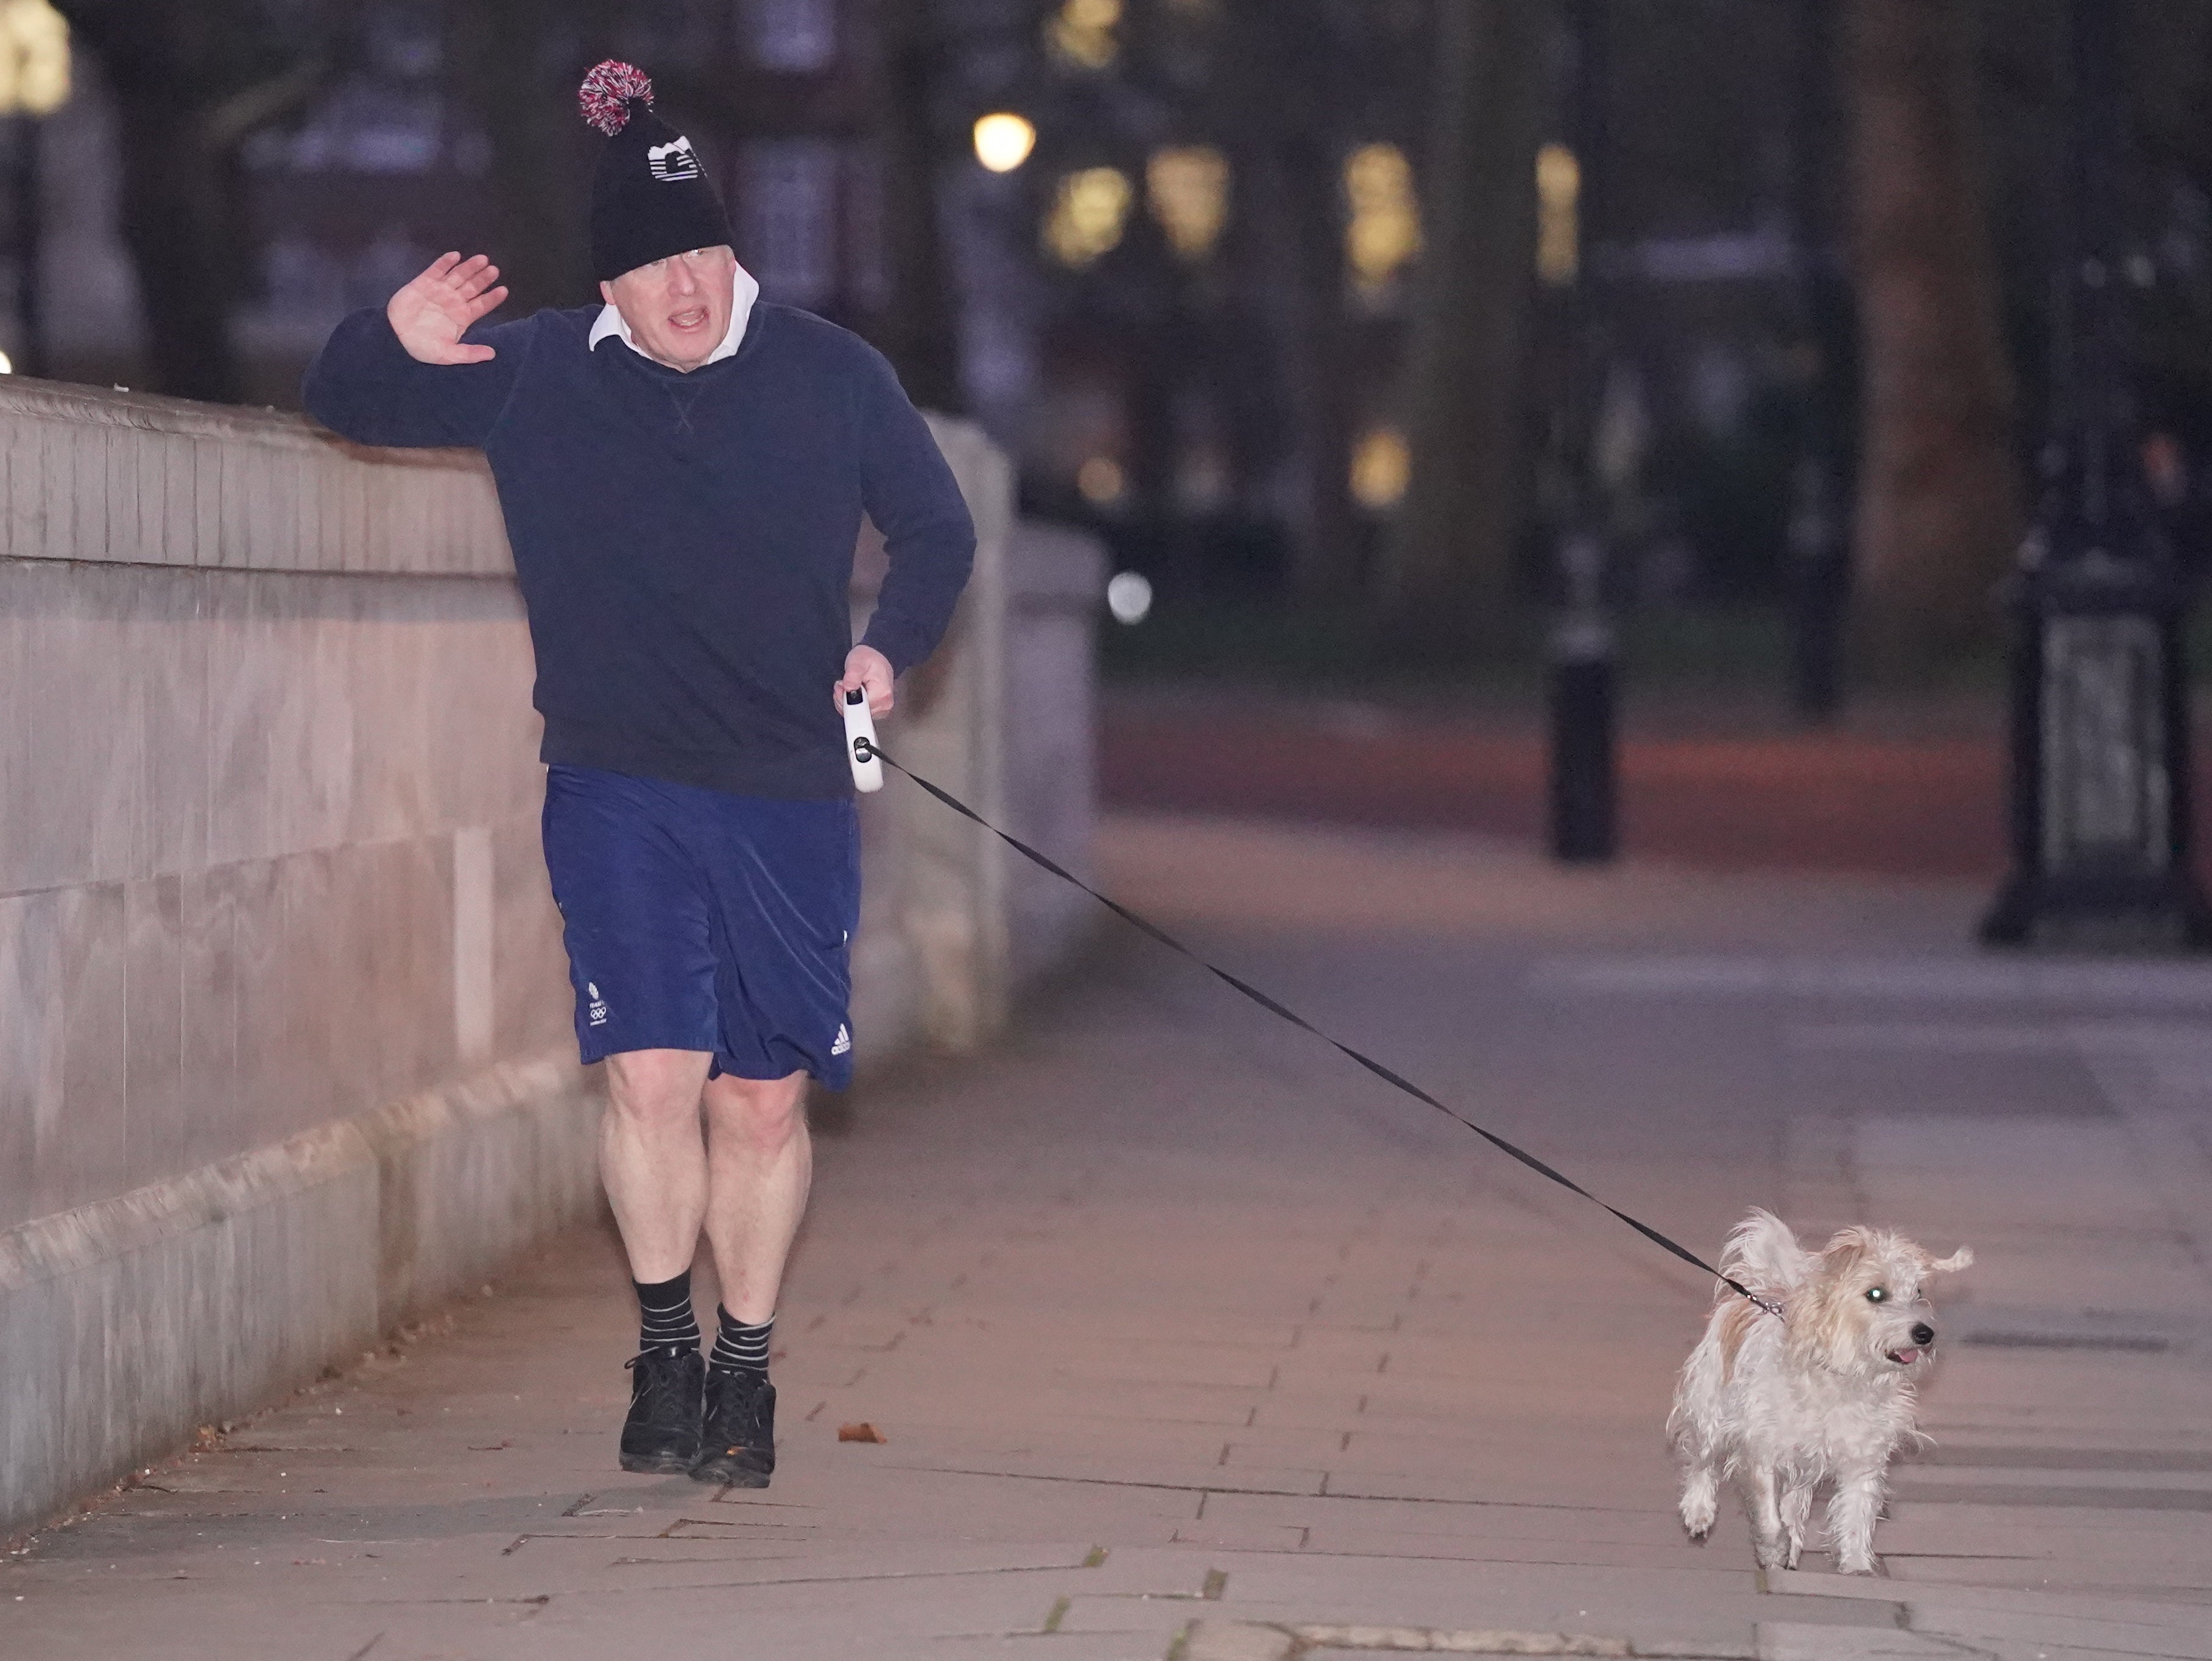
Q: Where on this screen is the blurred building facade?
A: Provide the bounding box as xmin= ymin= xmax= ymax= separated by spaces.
xmin=0 ymin=1 xmax=1848 ymax=612
xmin=22 ymin=1 xmax=2212 ymax=628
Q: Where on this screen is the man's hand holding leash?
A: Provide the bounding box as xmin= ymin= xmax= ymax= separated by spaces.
xmin=835 ymin=644 xmax=894 ymax=720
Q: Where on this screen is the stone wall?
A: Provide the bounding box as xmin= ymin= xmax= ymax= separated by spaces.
xmin=0 ymin=378 xmax=1100 ymax=1536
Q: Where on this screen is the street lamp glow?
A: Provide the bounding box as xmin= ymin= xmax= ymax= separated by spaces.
xmin=973 ymin=113 xmax=1036 ymax=174
xmin=1106 ymin=571 xmax=1152 ymax=625
xmin=0 ymin=0 xmax=69 ymax=116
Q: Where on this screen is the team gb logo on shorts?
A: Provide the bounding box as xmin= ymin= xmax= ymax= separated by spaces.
xmin=586 ymin=982 xmax=610 ymax=1027
xmin=649 ymin=136 xmax=703 ymax=182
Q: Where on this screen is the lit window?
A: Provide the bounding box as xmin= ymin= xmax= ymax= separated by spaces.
xmin=257 ymin=235 xmax=348 ymax=321
xmin=253 ymin=85 xmax=443 ymax=175
xmin=1536 ymin=142 xmax=1579 ymax=286
xmin=1147 ymin=146 xmax=1230 ymax=263
xmin=1077 ymin=456 xmax=1127 ymax=506
xmin=1344 ymin=144 xmax=1420 ymax=293
xmin=1047 ymin=0 xmax=1121 ymax=71
xmin=1351 ymin=428 xmax=1411 ymax=510
xmin=741 ymin=0 xmax=836 ymax=73
xmin=742 ymin=139 xmax=839 ymax=307
xmin=1045 ymin=167 xmax=1133 ymax=268
xmin=348 ymin=98 xmax=443 ymax=174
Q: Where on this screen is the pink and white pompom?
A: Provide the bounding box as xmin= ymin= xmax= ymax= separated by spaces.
xmin=579 ymin=61 xmax=653 ymax=136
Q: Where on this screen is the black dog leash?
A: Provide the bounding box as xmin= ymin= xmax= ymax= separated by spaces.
xmin=857 ymin=738 xmax=1783 ymax=1321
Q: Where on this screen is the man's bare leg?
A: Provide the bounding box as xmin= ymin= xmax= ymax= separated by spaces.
xmin=602 ymin=1048 xmax=714 ymax=1281
xmin=702 ymin=1070 xmax=812 ymax=1322
xmin=603 ymin=1048 xmax=716 ymax=1475
xmin=690 ymin=1070 xmax=809 ymax=1487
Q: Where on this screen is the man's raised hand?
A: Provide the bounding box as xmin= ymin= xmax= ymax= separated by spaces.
xmin=387 ymin=253 xmax=509 ymax=365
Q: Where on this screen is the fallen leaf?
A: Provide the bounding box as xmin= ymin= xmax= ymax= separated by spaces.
xmin=837 ymin=1422 xmax=887 ymax=1444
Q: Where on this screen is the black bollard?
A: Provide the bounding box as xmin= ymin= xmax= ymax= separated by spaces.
xmin=1786 ymin=458 xmax=1848 ymax=725
xmin=1548 ymin=531 xmax=1618 ymax=863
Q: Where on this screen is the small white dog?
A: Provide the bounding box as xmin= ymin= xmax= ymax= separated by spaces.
xmin=1668 ymin=1209 xmax=1972 ymax=1576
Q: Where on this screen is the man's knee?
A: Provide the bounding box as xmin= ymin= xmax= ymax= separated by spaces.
xmin=604 ymin=1048 xmax=711 ymax=1128
xmin=705 ymin=1072 xmax=809 ymax=1154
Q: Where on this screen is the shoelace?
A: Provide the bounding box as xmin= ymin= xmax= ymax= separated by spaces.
xmin=625 ymin=1350 xmax=697 ymax=1417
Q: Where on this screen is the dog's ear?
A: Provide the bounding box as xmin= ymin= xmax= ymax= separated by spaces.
xmin=1819 ymin=1227 xmax=1870 ymax=1280
xmin=1926 ymin=1246 xmax=1974 ymax=1274
xmin=1721 ymin=1208 xmax=1813 ymax=1290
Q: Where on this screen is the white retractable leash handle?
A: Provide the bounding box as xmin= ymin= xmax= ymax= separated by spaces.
xmin=843 ymin=688 xmax=885 ymax=793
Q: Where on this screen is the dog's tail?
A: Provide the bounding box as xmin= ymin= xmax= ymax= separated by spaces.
xmin=1717 ymin=1208 xmax=1812 ymax=1301
xmin=1666 ymin=1311 xmax=1730 ymax=1457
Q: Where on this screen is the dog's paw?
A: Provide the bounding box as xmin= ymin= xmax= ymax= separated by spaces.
xmin=1678 ymin=1473 xmax=1719 ymax=1537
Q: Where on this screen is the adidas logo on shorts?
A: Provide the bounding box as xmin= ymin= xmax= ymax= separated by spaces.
xmin=831 ymin=1024 xmax=851 ymax=1056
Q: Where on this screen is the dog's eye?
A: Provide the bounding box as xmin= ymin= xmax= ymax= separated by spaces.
xmin=1865 ymin=1287 xmax=1887 ymax=1303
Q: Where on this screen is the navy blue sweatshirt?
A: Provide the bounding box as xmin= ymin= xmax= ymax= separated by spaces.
xmin=301 ymin=303 xmax=976 ymax=798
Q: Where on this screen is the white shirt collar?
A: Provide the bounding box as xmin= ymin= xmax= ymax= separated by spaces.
xmin=589 ymin=261 xmax=761 ymax=367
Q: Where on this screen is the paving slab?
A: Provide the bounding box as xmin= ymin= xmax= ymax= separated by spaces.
xmin=7 ymin=813 xmax=2211 ymax=1657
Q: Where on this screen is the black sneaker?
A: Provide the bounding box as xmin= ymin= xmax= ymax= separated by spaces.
xmin=692 ymin=1368 xmax=775 ymax=1487
xmin=619 ymin=1348 xmax=703 ymax=1474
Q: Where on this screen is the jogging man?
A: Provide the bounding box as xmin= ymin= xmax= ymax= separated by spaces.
xmin=301 ymin=62 xmax=976 ymax=1488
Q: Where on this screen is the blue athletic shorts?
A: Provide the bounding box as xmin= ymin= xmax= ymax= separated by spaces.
xmin=540 ymin=764 xmax=862 ymax=1089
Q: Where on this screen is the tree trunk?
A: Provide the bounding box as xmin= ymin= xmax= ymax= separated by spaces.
xmin=868 ymin=0 xmax=963 ymax=413
xmin=1384 ymin=0 xmax=1550 ymax=651
xmin=1270 ymin=132 xmax=1361 ymax=596
xmin=1845 ymin=0 xmax=2021 ymax=676
xmin=111 ymin=92 xmax=242 ymax=403
xmin=54 ymin=2 xmax=242 ymax=401
xmin=1215 ymin=0 xmax=1362 ymax=597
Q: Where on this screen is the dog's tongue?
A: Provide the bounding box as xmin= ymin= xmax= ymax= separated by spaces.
xmin=1888 ymin=1347 xmax=1921 ymax=1366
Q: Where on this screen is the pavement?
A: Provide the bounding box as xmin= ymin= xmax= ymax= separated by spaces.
xmin=7 ymin=810 xmax=2212 ymax=1659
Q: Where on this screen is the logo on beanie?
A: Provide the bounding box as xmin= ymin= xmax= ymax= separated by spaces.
xmin=649 ymin=136 xmax=703 ymax=183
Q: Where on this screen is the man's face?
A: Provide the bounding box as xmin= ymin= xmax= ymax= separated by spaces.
xmin=601 ymin=245 xmax=738 ymax=372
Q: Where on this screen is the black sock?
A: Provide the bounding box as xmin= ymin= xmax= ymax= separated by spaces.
xmin=635 ymin=1270 xmax=700 ymax=1357
xmin=709 ymin=1307 xmax=773 ymax=1376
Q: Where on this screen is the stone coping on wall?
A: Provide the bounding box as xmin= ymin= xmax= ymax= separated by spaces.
xmin=0 ymin=378 xmax=512 ymax=578
xmin=0 ymin=384 xmax=1018 ymax=601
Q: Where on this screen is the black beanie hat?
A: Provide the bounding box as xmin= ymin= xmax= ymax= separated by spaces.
xmin=579 ymin=61 xmax=733 ymax=284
